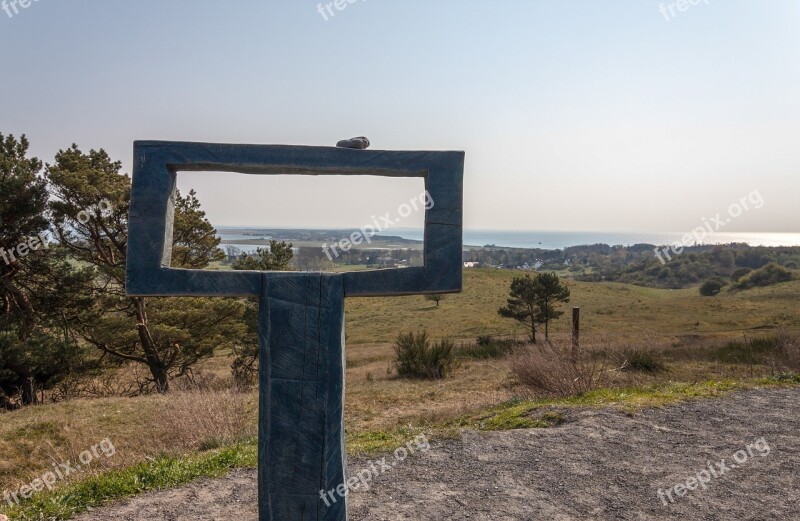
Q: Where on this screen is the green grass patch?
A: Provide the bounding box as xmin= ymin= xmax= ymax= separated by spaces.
xmin=347 ymin=425 xmax=430 ymax=455
xmin=759 ymin=373 xmax=800 ymax=384
xmin=710 ymin=336 xmax=782 ymax=364
xmin=449 ymin=377 xmax=800 ymax=433
xmin=458 ymin=338 xmax=518 ymax=360
xmin=2 ymin=440 xmax=257 ymax=520
xmin=6 ymin=375 xmax=798 ymax=520
xmin=623 ymin=350 xmax=667 ymax=373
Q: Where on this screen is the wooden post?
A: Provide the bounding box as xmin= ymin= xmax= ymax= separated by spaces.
xmin=571 ymin=307 xmax=580 ymax=359
xmin=258 ymin=273 xmax=347 ymax=520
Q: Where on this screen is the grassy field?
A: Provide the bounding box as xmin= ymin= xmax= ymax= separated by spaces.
xmin=345 ymin=268 xmax=800 ymax=344
xmin=2 ymin=268 xmax=800 ymax=518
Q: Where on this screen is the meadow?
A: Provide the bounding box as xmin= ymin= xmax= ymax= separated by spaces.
xmin=2 ymin=268 xmax=799 ymax=519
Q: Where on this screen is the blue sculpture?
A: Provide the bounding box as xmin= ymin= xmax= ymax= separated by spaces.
xmin=126 ymin=141 xmax=464 ymax=520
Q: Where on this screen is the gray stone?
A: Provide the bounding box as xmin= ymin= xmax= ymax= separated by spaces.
xmin=336 ymin=136 xmax=370 ymax=149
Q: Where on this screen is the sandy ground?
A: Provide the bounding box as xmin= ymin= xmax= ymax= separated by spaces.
xmin=74 ymin=387 xmax=799 ymax=520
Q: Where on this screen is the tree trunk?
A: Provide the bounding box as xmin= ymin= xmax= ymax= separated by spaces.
xmin=152 ymin=366 xmax=170 ymax=394
xmin=21 ymin=377 xmax=37 ymax=406
xmin=132 ymin=297 xmax=170 ymax=394
xmin=2 ymin=268 xmax=36 ymax=340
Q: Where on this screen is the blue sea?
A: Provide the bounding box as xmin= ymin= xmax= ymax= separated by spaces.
xmin=217 ymin=227 xmax=800 ymax=251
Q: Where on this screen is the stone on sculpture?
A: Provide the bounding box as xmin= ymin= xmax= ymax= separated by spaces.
xmin=336 ymin=136 xmax=371 ymax=149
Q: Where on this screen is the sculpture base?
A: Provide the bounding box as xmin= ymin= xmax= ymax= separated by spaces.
xmin=258 ymin=273 xmax=347 ymax=521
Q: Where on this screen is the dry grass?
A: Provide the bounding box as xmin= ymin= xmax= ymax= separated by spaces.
xmin=509 ymin=341 xmax=611 ymax=397
xmin=154 ymin=390 xmax=257 ymax=451
xmin=0 ymin=390 xmax=258 ymax=492
xmin=344 ymin=270 xmax=800 ymax=345
xmin=345 ymin=341 xmax=517 ymax=434
xmin=3 ymin=268 xmax=800 ymax=505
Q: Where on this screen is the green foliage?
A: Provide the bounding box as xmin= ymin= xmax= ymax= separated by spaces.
xmin=44 ymin=144 xmax=244 ymax=393
xmin=710 ymin=336 xmax=785 ymax=365
xmin=498 ymin=275 xmax=538 ymax=342
xmin=734 ymin=263 xmax=794 ymax=290
xmin=565 ymin=243 xmax=800 ymax=289
xmin=498 ymin=273 xmax=570 ymax=343
xmin=232 ymin=240 xmax=293 ymax=271
xmin=1 ymin=441 xmax=257 ymax=520
xmin=0 ymin=134 xmax=47 ymax=246
xmin=699 ymin=279 xmax=725 ymax=296
xmin=533 ymin=272 xmax=571 ymax=339
xmin=0 ymin=134 xmax=97 ymax=406
xmin=425 ymin=294 xmax=446 ymax=307
xmin=228 ymin=240 xmax=294 ymax=388
xmin=393 ymin=331 xmax=457 ymax=379
xmin=623 ymin=350 xmax=666 ymax=373
xmin=458 ymin=337 xmax=518 ymax=359
xmin=171 ymin=190 xmax=226 ymax=268
xmin=730 ymin=267 xmax=752 ymax=282
xmin=0 ymin=330 xmax=95 ymax=408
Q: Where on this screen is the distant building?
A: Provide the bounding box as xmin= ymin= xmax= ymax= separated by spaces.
xmin=464 ymin=261 xmax=481 ymax=268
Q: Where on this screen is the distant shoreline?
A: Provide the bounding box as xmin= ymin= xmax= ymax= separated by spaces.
xmin=217 ymin=227 xmax=800 ymax=251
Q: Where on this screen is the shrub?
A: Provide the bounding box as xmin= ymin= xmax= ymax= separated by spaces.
xmin=477 ymin=335 xmax=493 ymax=347
xmin=622 ymin=350 xmax=666 ymax=373
xmin=393 ymin=331 xmax=457 ymax=379
xmin=730 ymin=267 xmax=752 ymax=282
xmin=735 ymin=263 xmax=794 ymax=290
xmin=459 ymin=337 xmax=519 ymax=359
xmin=510 ymin=341 xmax=605 ymax=397
xmin=699 ymin=279 xmax=724 ymax=296
xmin=770 ymin=331 xmax=800 ymax=373
xmin=709 ymin=334 xmax=800 ymax=368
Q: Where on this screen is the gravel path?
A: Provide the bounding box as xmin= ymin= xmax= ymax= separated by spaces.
xmin=74 ymin=387 xmax=800 ymax=520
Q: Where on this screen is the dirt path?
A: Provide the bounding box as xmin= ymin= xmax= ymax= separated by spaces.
xmin=74 ymin=387 xmax=800 ymax=520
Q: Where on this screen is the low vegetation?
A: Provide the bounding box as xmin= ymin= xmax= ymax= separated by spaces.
xmin=393 ymin=331 xmax=457 ymax=379
xmin=622 ymin=349 xmax=667 ymax=373
xmin=510 ymin=341 xmax=605 ymax=397
xmin=457 ymin=336 xmax=520 ymax=360
xmin=734 ymin=263 xmax=794 ymax=290
xmin=2 ymin=132 xmax=800 ymax=519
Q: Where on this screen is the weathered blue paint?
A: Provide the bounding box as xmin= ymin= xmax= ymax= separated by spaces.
xmin=125 ymin=141 xmax=464 ymax=520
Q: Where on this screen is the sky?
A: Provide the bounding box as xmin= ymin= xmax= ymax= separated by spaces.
xmin=1 ymin=1 xmax=799 ymax=233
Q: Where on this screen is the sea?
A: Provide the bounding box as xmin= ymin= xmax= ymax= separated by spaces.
xmin=217 ymin=227 xmax=800 ymax=252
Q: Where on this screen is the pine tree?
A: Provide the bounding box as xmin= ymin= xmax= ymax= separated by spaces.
xmin=45 ymin=145 xmax=244 ymax=393
xmin=0 ymin=134 xmax=95 ymax=407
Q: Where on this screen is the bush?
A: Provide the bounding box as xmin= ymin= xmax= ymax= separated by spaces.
xmin=510 ymin=342 xmax=605 ymax=397
xmin=769 ymin=331 xmax=800 ymax=373
xmin=699 ymin=279 xmax=724 ymax=296
xmin=393 ymin=331 xmax=457 ymax=379
xmin=730 ymin=267 xmax=752 ymax=282
xmin=622 ymin=350 xmax=666 ymax=373
xmin=459 ymin=337 xmax=519 ymax=359
xmin=735 ymin=263 xmax=794 ymax=290
xmin=709 ymin=333 xmax=800 ymax=370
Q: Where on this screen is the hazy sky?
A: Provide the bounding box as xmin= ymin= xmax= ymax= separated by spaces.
xmin=2 ymin=1 xmax=798 ymax=232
